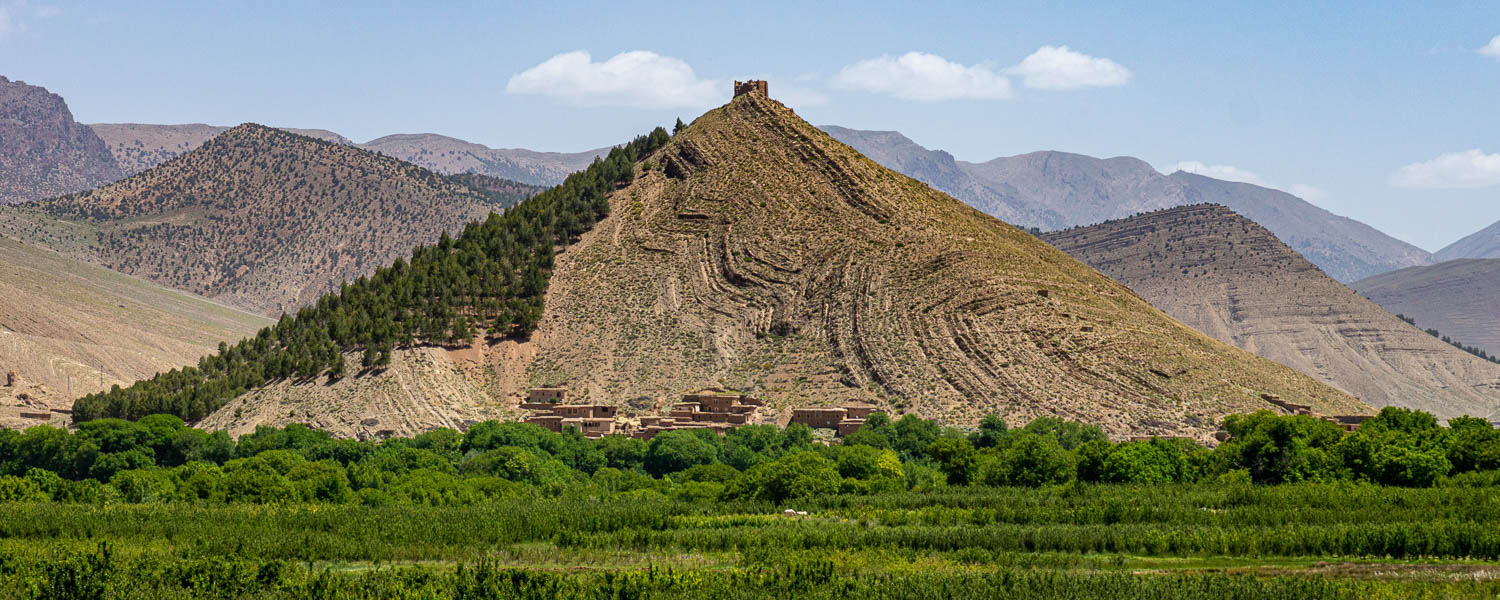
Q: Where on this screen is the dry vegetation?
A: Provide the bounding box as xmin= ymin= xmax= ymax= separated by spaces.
xmin=461 ymin=94 xmax=1366 ymax=440
xmin=89 ymin=123 xmax=354 ymax=176
xmin=30 ymin=124 xmax=529 ymax=316
xmin=0 ymin=236 xmax=268 ymax=428
xmin=1044 ymin=204 xmax=1500 ymax=419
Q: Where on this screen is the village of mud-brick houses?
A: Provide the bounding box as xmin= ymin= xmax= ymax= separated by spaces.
xmin=515 ymin=383 xmax=1382 ymax=442
xmin=519 ymin=387 xmax=878 ymax=441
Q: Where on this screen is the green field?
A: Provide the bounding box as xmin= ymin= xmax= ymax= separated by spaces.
xmin=4 ymin=485 xmax=1500 ymax=599
xmin=5 ymin=405 xmax=1499 ymax=597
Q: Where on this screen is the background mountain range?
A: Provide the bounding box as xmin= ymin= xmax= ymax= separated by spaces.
xmin=823 ymin=127 xmax=1436 ymax=283
xmin=1044 ymin=204 xmax=1500 ymax=420
xmin=3 ymin=123 xmax=538 ymax=316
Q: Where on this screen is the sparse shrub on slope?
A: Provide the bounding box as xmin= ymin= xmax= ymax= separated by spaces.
xmin=71 ymin=127 xmax=672 ymax=422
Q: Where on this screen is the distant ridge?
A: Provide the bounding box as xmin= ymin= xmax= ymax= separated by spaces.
xmin=1353 ymin=259 xmax=1500 ymax=358
xmin=1044 ymin=204 xmax=1500 ymax=420
xmin=0 ymin=76 xmax=122 ymax=204
xmin=90 ymin=123 xmax=612 ymax=187
xmin=89 ymin=123 xmax=353 ymax=177
xmin=822 ymin=126 xmax=1432 ymax=282
xmin=1435 ymin=219 xmax=1500 ymax=261
xmin=19 ymin=123 xmax=538 ymax=315
xmin=359 ymin=133 xmax=612 ymax=186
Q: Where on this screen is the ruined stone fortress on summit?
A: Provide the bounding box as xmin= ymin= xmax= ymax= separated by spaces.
xmin=734 ymin=80 xmax=769 ymax=98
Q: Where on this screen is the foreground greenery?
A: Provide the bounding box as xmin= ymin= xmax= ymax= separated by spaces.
xmin=3 ymin=487 xmax=1499 ymax=598
xmin=4 ymin=407 xmax=1500 ymax=597
xmin=3 ymin=406 xmax=1496 ymax=509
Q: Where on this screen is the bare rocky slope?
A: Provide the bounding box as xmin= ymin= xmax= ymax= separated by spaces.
xmin=1435 ymin=219 xmax=1500 ymax=261
xmin=0 ymin=76 xmax=122 ymax=204
xmin=453 ymin=93 xmax=1364 ymax=440
xmin=89 ymin=123 xmax=352 ymax=177
xmin=1044 ymin=204 xmax=1500 ymax=420
xmin=200 ymin=95 xmax=1369 ymax=441
xmin=357 ymin=133 xmax=612 ymax=186
xmin=0 ymin=235 xmax=269 ymax=429
xmin=90 ymin=123 xmax=610 ymax=187
xmin=17 ymin=124 xmax=535 ymax=316
xmin=1353 ymin=259 xmax=1500 ymax=357
xmin=822 ymin=127 xmax=1431 ymax=282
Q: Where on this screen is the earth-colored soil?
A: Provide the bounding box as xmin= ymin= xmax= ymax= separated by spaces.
xmin=21 ymin=124 xmax=513 ymax=316
xmin=438 ymin=94 xmax=1366 ymax=440
xmin=1044 ymin=204 xmax=1500 ymax=420
xmin=0 ymin=235 xmax=269 ymax=430
xmin=1353 ymin=258 xmax=1500 ymax=358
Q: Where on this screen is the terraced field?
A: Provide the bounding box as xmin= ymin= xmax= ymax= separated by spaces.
xmin=483 ymin=93 xmax=1364 ymax=439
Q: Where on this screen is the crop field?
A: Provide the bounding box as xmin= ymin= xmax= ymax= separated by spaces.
xmin=3 ymin=485 xmax=1499 ymax=599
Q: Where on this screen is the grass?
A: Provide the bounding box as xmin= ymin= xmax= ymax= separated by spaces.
xmin=2 ymin=484 xmax=1500 ymax=597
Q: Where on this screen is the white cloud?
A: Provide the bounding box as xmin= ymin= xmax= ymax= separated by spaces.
xmin=1480 ymin=35 xmax=1500 ymax=59
xmin=1287 ymin=184 xmax=1327 ymax=203
xmin=1007 ymin=45 xmax=1131 ymax=90
xmin=505 ymin=50 xmax=719 ymax=109
xmin=33 ymin=5 xmax=58 ymax=18
xmin=1390 ymin=149 xmax=1500 ymax=189
xmin=830 ymin=52 xmax=1013 ymax=101
xmin=1168 ymin=161 xmax=1270 ymax=187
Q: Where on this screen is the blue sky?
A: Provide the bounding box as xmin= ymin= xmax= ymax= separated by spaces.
xmin=2 ymin=1 xmax=1497 ymax=251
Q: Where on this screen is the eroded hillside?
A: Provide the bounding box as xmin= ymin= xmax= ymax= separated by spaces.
xmin=1044 ymin=204 xmax=1500 ymax=420
xmin=27 ymin=124 xmax=532 ymax=316
xmin=475 ymin=94 xmax=1364 ymax=439
xmin=1354 ymin=259 xmax=1500 ymax=358
xmin=0 ymin=236 xmax=269 ymax=428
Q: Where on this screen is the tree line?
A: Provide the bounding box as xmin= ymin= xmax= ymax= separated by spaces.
xmin=2 ymin=406 xmax=1496 ymax=506
xmin=70 ymin=127 xmax=674 ymax=422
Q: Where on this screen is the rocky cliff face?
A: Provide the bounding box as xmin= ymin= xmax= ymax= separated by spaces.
xmin=0 ymin=76 xmax=122 ymax=204
xmin=1045 ymin=204 xmax=1500 ymax=420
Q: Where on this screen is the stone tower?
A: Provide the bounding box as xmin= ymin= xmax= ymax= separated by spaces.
xmin=734 ymin=80 xmax=768 ymax=98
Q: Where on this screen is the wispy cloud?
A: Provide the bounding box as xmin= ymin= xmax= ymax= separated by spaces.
xmin=1391 ymin=149 xmax=1500 ymax=189
xmin=1007 ymin=45 xmax=1131 ymax=90
xmin=1480 ymin=35 xmax=1500 ymax=59
xmin=506 ymin=50 xmax=719 ymax=109
xmin=830 ymin=52 xmax=1013 ymax=101
xmin=830 ymin=46 xmax=1130 ymax=101
xmin=1169 ymin=161 xmax=1270 ymax=187
xmin=1169 ymin=162 xmax=1328 ymax=204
